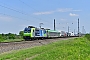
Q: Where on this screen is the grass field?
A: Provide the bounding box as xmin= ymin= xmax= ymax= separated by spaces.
xmin=0 ymin=37 xmax=90 ymax=60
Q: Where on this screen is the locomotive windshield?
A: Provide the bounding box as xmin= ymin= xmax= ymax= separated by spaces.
xmin=24 ymin=28 xmax=31 ymax=33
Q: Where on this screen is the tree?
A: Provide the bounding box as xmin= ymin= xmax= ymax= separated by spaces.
xmin=7 ymin=33 xmax=15 ymax=39
xmin=19 ymin=31 xmax=24 ymax=36
xmin=19 ymin=31 xmax=24 ymax=39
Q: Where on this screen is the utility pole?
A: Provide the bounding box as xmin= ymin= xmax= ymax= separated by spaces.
xmin=68 ymin=26 xmax=69 ymax=33
xmin=67 ymin=26 xmax=69 ymax=36
xmin=82 ymin=26 xmax=84 ymax=34
xmin=82 ymin=26 xmax=86 ymax=34
xmin=78 ymin=18 xmax=80 ymax=36
xmin=54 ymin=19 xmax=55 ymax=30
xmin=74 ymin=29 xmax=75 ymax=35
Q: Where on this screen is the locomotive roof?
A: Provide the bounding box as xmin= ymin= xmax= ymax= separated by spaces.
xmin=28 ymin=26 xmax=35 ymax=28
xmin=41 ymin=28 xmax=44 ymax=29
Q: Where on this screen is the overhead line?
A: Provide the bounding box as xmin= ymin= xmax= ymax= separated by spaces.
xmin=0 ymin=12 xmax=39 ymax=23
xmin=19 ymin=0 xmax=53 ymax=27
xmin=19 ymin=0 xmax=39 ymax=12
xmin=0 ymin=2 xmax=52 ymax=28
xmin=0 ymin=12 xmax=50 ymax=27
xmin=19 ymin=0 xmax=53 ymax=19
xmin=0 ymin=4 xmax=44 ymax=21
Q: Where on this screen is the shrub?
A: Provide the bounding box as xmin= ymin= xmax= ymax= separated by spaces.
xmin=85 ymin=34 xmax=90 ymax=40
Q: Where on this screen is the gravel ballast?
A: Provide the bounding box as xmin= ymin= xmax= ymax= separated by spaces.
xmin=0 ymin=37 xmax=77 ymax=54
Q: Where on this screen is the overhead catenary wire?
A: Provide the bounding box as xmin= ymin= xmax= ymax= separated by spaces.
xmin=0 ymin=4 xmax=44 ymax=22
xmin=0 ymin=12 xmax=39 ymax=23
xmin=0 ymin=3 xmax=51 ymax=26
xmin=18 ymin=0 xmax=54 ymax=28
xmin=0 ymin=1 xmax=53 ymax=28
xmin=18 ymin=0 xmax=53 ymax=20
xmin=0 ymin=12 xmax=50 ymax=28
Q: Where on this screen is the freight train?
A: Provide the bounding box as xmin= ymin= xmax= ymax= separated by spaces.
xmin=23 ymin=26 xmax=74 ymax=40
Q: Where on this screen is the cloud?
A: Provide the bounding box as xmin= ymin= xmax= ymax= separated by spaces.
xmin=69 ymin=13 xmax=79 ymax=16
xmin=33 ymin=11 xmax=54 ymax=15
xmin=0 ymin=15 xmax=13 ymax=21
xmin=57 ymin=8 xmax=81 ymax=12
xmin=57 ymin=8 xmax=73 ymax=12
xmin=33 ymin=8 xmax=81 ymax=15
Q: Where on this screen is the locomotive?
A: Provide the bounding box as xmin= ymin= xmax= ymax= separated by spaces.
xmin=23 ymin=26 xmax=67 ymax=40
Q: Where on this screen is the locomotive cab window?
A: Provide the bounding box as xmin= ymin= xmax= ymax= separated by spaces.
xmin=24 ymin=28 xmax=31 ymax=33
xmin=27 ymin=28 xmax=31 ymax=33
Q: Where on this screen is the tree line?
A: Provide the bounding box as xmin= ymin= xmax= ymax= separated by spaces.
xmin=0 ymin=31 xmax=24 ymax=40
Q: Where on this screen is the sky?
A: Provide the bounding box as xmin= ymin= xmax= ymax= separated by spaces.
xmin=0 ymin=0 xmax=89 ymax=34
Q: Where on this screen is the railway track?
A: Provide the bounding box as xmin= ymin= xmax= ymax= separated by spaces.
xmin=0 ymin=37 xmax=78 ymax=54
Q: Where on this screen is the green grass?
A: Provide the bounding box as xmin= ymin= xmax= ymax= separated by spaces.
xmin=0 ymin=37 xmax=90 ymax=60
xmin=0 ymin=39 xmax=24 ymax=42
